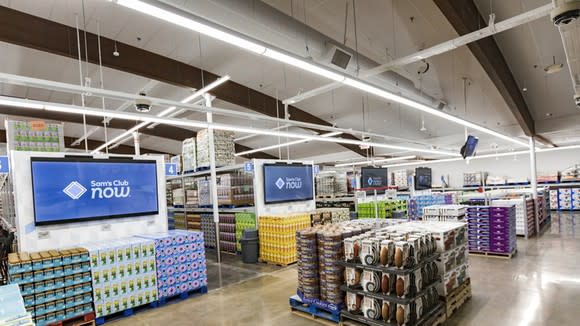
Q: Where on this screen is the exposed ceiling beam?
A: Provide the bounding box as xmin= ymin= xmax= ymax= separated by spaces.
xmin=0 ymin=6 xmax=367 ymax=157
xmin=433 ymin=0 xmax=538 ymax=139
xmin=0 ymin=105 xmax=278 ymax=159
xmin=0 ymin=129 xmax=166 ymax=155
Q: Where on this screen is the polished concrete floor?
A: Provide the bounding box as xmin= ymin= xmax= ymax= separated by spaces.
xmin=111 ymin=212 xmax=580 ymax=325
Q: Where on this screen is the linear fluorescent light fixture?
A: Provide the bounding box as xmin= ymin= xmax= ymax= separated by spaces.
xmin=235 ymin=131 xmax=342 ymax=156
xmin=93 ymin=75 xmax=229 ymax=152
xmin=334 ymin=155 xmax=416 ymax=167
xmin=0 ymin=95 xmax=462 ymax=157
xmin=0 ymin=98 xmax=44 ymax=109
xmin=115 ymin=0 xmax=529 ymax=148
xmin=379 ymin=145 xmax=580 ymax=169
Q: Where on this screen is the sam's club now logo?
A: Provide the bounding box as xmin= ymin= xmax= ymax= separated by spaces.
xmin=274 ymin=177 xmax=302 ymax=190
xmin=63 ymin=180 xmax=130 ymax=200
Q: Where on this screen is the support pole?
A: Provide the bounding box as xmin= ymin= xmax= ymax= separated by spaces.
xmin=206 ymin=94 xmax=221 ymax=263
xmin=133 ymin=132 xmax=140 ymax=156
xmin=529 ymin=136 xmax=540 ymax=236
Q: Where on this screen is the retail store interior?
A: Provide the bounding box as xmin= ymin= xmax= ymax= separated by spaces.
xmin=1 ymin=0 xmax=580 ymax=325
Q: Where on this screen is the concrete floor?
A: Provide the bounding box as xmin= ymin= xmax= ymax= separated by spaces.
xmin=110 ymin=212 xmax=580 ymax=326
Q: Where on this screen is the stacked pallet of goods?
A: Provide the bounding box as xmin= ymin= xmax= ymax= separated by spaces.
xmin=181 ymin=137 xmax=197 ymax=173
xmin=385 ymin=221 xmax=470 ymax=320
xmin=339 ymin=223 xmax=446 ymax=326
xmin=294 ymin=220 xmax=398 ymax=317
xmin=358 ymin=199 xmax=408 ymax=219
xmin=235 ymin=212 xmax=256 ymax=252
xmin=201 ymin=214 xmax=217 ymax=248
xmin=136 ymin=231 xmax=207 ymax=301
xmin=0 ymin=284 xmax=34 ymax=326
xmin=196 ymin=129 xmax=235 ymax=168
xmin=83 ymin=238 xmax=157 ymax=321
xmin=422 ymin=205 xmax=466 ymax=222
xmin=408 ymin=194 xmax=454 ymax=220
xmin=310 ymin=208 xmax=350 ymax=226
xmin=463 ymin=172 xmax=484 ymax=187
xmin=219 ymin=214 xmax=237 ymax=254
xmin=491 ymin=198 xmax=534 ymax=237
xmin=467 ymin=205 xmax=517 ymax=256
xmin=259 ymin=214 xmax=311 ymax=265
xmin=393 ymin=169 xmax=411 ymax=189
xmin=218 ymin=172 xmax=254 ymax=207
xmin=7 ymin=249 xmax=94 ymax=326
xmin=315 ymin=172 xmax=349 ymax=198
xmin=315 ymin=173 xmax=334 ymax=197
xmin=549 ymin=190 xmax=559 ymax=210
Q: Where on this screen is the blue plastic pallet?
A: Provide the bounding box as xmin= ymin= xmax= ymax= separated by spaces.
xmin=95 ymin=302 xmax=159 ymax=325
xmin=289 ymin=295 xmax=340 ymax=323
xmin=158 ymin=286 xmax=208 ymax=306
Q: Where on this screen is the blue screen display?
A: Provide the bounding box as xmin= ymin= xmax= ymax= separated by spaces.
xmin=462 ymin=135 xmax=479 ymax=158
xmin=263 ymin=164 xmax=314 ymax=204
xmin=31 ymin=158 xmax=159 ymax=225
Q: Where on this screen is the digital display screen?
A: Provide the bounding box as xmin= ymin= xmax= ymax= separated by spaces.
xmin=31 ymin=158 xmax=159 ymax=225
xmin=361 ymin=167 xmax=389 ymax=188
xmin=461 ymin=135 xmax=479 ymax=159
xmin=415 ymin=167 xmax=432 ymax=190
xmin=263 ymin=164 xmax=314 ymax=204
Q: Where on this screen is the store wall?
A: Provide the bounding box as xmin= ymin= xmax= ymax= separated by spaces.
xmin=401 ymin=148 xmax=580 ymax=187
xmin=11 ymin=151 xmax=168 ymax=252
xmin=252 ymin=159 xmax=316 ymax=217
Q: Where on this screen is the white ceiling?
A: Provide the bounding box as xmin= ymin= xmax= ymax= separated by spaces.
xmin=0 ymin=0 xmax=577 ymax=162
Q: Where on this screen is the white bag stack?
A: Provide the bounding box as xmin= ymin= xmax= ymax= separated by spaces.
xmin=196 ymin=129 xmax=235 ymax=168
xmin=181 ymin=137 xmax=197 ymax=172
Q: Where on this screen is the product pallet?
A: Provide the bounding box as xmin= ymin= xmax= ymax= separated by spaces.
xmin=45 ymin=311 xmax=95 ymax=326
xmin=289 ymin=295 xmax=340 ymax=324
xmin=469 ymin=249 xmax=516 ymax=259
xmin=340 ymin=303 xmax=444 ymax=326
xmin=94 ymin=302 xmax=158 ymax=326
xmin=258 ymin=259 xmax=296 ymax=267
xmin=157 ymin=286 xmax=208 ymax=305
xmin=443 ymin=279 xmax=472 ymax=319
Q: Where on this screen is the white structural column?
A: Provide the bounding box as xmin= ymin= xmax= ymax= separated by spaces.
xmin=205 ymin=94 xmax=221 ymax=263
xmin=529 ymin=136 xmax=539 ymax=235
xmin=133 ymin=132 xmax=141 ymax=156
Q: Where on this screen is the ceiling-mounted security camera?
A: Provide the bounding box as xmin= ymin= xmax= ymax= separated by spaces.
xmin=135 ymin=92 xmax=151 ymax=113
xmin=551 ymin=0 xmax=580 ymax=25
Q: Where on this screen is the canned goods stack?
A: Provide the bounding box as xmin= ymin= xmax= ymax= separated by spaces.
xmin=259 ymin=214 xmax=311 ymax=265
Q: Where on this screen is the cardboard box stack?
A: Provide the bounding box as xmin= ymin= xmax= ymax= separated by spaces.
xmin=0 ymin=284 xmax=34 ymax=326
xmin=83 ymin=238 xmax=158 ymax=319
xmin=393 ymin=169 xmax=411 ymax=188
xmin=7 ymin=249 xmax=93 ymax=326
xmin=259 ymin=214 xmax=311 ymax=265
xmin=196 ymin=129 xmax=235 ymax=168
xmin=310 ymin=208 xmax=350 ymax=226
xmin=467 ymin=205 xmax=517 ymax=255
xmin=422 ymin=205 xmax=466 ymax=222
xmin=219 ymin=214 xmax=237 ymax=253
xmin=136 ymin=230 xmax=207 ymax=300
xmin=408 ymin=194 xmax=453 ymax=219
xmin=235 ymin=212 xmax=256 ymax=252
xmin=201 ymin=213 xmax=217 ymax=248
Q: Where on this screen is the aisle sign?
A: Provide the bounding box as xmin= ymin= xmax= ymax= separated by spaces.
xmin=165 ymin=163 xmax=178 ymax=176
xmin=0 ymin=156 xmax=9 ymax=173
xmin=244 ymin=161 xmax=254 ymax=173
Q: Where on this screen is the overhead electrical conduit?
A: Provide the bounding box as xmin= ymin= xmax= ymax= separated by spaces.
xmin=114 ymin=0 xmax=530 ymax=148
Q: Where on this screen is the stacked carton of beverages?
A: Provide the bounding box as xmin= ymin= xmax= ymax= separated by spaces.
xmin=83 ymin=238 xmax=158 ymax=318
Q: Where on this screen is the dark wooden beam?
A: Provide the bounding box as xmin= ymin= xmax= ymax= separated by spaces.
xmin=0 ymin=105 xmax=278 ymax=159
xmin=0 ymin=6 xmax=366 ymax=157
xmin=434 ymin=0 xmax=536 ymax=137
